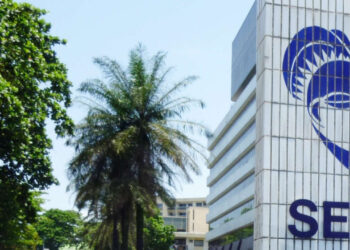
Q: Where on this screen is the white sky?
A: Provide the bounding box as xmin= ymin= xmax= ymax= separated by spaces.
xmin=21 ymin=0 xmax=256 ymax=210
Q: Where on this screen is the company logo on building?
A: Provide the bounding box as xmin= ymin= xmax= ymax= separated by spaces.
xmin=283 ymin=26 xmax=350 ymax=169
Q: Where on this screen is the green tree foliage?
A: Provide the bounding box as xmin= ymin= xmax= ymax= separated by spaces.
xmin=0 ymin=0 xmax=73 ymax=243
xmin=76 ymin=221 xmax=103 ymax=250
xmin=68 ymin=46 xmax=208 ymax=249
xmin=0 ymin=0 xmax=73 ymax=188
xmin=78 ymin=215 xmax=174 ymax=250
xmin=17 ymin=224 xmax=43 ymax=249
xmin=78 ymin=220 xmax=118 ymax=250
xmin=0 ymin=191 xmax=43 ymax=249
xmin=36 ymin=209 xmax=82 ymax=250
xmin=144 ymin=215 xmax=174 ymax=250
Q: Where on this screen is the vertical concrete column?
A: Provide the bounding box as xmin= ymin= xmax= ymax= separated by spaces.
xmin=255 ymin=0 xmax=350 ymax=249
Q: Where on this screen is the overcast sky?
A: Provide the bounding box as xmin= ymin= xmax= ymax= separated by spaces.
xmin=21 ymin=0 xmax=256 ymax=210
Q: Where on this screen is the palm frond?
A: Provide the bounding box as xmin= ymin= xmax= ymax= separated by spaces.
xmin=79 ymin=79 xmax=110 ymax=101
xmin=166 ymin=119 xmax=212 ymax=137
xmin=157 ymin=76 xmax=198 ymax=104
xmin=149 ymin=51 xmax=166 ymax=84
xmin=148 ymin=123 xmax=203 ymax=181
xmin=93 ymin=57 xmax=129 ymax=89
xmin=155 ymin=66 xmax=173 ymax=88
xmin=164 ymin=96 xmax=205 ymax=110
xmin=129 ymin=45 xmax=146 ymax=87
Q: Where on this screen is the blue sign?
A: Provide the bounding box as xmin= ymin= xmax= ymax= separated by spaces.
xmin=282 ymin=26 xmax=350 ymax=168
xmin=289 ymin=199 xmax=350 ymax=239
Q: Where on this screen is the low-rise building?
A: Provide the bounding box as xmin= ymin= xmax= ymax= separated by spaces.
xmin=157 ymin=198 xmax=209 ymax=250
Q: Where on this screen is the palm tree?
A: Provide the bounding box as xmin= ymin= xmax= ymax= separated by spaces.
xmin=68 ymin=45 xmax=209 ymax=250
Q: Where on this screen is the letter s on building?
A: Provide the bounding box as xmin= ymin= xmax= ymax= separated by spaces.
xmin=288 ymin=199 xmax=318 ymax=238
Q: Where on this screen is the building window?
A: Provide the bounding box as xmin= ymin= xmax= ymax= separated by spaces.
xmin=157 ymin=203 xmax=163 ymax=209
xmin=163 ymin=217 xmax=186 ymax=231
xmin=169 ymin=212 xmax=174 ymax=216
xmin=194 ymin=240 xmax=204 ymax=246
xmin=196 ymin=202 xmax=203 ymax=207
xmin=175 ymin=239 xmax=186 ymax=245
xmin=178 ymin=212 xmax=186 ymax=216
xmin=178 ymin=203 xmax=187 ymax=209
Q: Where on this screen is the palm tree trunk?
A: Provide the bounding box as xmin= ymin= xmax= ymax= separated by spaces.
xmin=112 ymin=216 xmax=120 ymax=250
xmin=136 ymin=203 xmax=144 ymax=250
xmin=121 ymin=207 xmax=129 ymax=250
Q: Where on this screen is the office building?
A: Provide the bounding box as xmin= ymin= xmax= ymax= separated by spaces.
xmin=206 ymin=1 xmax=350 ymax=249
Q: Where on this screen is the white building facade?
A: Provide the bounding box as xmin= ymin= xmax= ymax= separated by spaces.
xmin=207 ymin=1 xmax=350 ymax=249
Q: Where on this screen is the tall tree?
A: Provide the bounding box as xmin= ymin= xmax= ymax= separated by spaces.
xmin=0 ymin=0 xmax=73 ymax=244
xmin=68 ymin=46 xmax=208 ymax=249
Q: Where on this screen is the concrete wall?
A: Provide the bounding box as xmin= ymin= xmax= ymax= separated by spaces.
xmin=187 ymin=207 xmax=209 ymax=233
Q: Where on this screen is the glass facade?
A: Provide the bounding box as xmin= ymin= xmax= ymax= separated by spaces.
xmin=207 ymin=72 xmax=256 ymax=243
xmin=209 ymin=226 xmax=254 ymax=248
xmin=194 ymin=240 xmax=204 ymax=247
xmin=163 ymin=217 xmax=186 ymax=232
xmin=209 ymin=199 xmax=254 ymax=231
xmin=209 ymin=174 xmax=254 ymax=218
xmin=209 ymin=122 xmax=256 ymax=180
xmin=209 ymin=148 xmax=255 ymax=197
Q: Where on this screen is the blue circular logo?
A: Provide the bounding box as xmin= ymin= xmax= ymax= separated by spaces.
xmin=283 ymin=26 xmax=350 ymax=169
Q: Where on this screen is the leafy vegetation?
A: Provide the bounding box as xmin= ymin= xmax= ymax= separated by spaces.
xmin=144 ymin=215 xmax=175 ymax=250
xmin=35 ymin=209 xmax=83 ymax=250
xmin=0 ymin=0 xmax=73 ymax=244
xmin=0 ymin=191 xmax=44 ymax=249
xmin=74 ymin=214 xmax=174 ymax=250
xmin=0 ymin=1 xmax=207 ymax=248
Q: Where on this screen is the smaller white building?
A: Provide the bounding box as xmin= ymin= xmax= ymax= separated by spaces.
xmin=157 ymin=197 xmax=209 ymax=250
